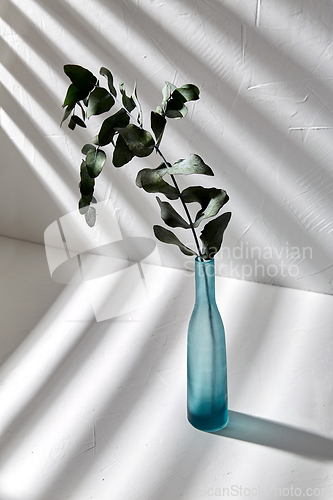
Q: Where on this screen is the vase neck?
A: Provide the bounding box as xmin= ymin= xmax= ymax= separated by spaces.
xmin=194 ymin=258 xmax=216 ymax=304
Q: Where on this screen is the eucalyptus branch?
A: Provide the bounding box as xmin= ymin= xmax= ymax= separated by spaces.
xmin=60 ymin=64 xmax=231 ymax=260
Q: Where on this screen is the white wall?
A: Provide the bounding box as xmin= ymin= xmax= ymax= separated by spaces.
xmin=1 ymin=0 xmax=332 ymax=294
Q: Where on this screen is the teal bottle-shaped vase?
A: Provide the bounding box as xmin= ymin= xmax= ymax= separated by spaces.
xmin=187 ymin=257 xmax=228 ymax=431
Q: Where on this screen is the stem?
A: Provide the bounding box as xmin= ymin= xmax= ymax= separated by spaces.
xmin=155 ymin=146 xmax=204 ymax=261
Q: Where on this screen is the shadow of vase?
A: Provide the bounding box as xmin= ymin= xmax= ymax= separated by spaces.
xmin=209 ymin=410 xmax=333 ymax=461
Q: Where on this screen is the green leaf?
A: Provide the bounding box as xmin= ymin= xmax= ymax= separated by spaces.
xmin=153 ymin=225 xmax=197 ymax=256
xmin=136 ymin=168 xmax=178 ymax=199
xmin=200 ymin=212 xmax=232 ymax=259
xmin=172 ymin=84 xmax=200 ymax=102
xmin=136 ymin=163 xmax=169 ymax=182
xmin=71 ymin=115 xmax=86 ymax=128
xmin=156 ymin=197 xmax=190 ymax=228
xmin=78 ymin=194 xmax=93 ymax=214
xmin=165 ymin=98 xmax=188 ymax=118
xmin=162 ymin=81 xmax=177 ymax=104
xmin=182 ymin=186 xmax=229 ymax=227
xmin=113 ymin=134 xmax=134 ymax=167
xmin=87 ymin=87 xmax=114 ymax=118
xmin=68 ymin=116 xmax=76 ymax=130
xmin=86 ymin=148 xmax=106 ymax=177
xmin=119 ymin=82 xmax=136 ymax=112
xmin=132 ymin=81 xmax=143 ymax=127
xmin=97 ymin=109 xmax=130 ymax=146
xmin=151 ymin=111 xmax=166 ymax=146
xmin=116 ymin=124 xmax=155 ymax=158
xmin=60 ymin=104 xmax=74 ymax=126
xmin=81 ymin=144 xmax=96 ymax=155
xmin=85 ymin=206 xmax=96 ymax=227
xmin=64 ymin=64 xmax=97 ymax=93
xmin=79 ymin=161 xmax=95 ymax=196
xmin=99 ymin=67 xmax=117 ymax=97
xmin=168 ymin=154 xmax=214 ymax=176
xmin=62 ymin=84 xmax=88 ymax=108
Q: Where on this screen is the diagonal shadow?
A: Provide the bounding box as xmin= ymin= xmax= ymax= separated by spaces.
xmin=0 ymin=37 xmax=62 ymax=119
xmin=0 ymin=84 xmax=76 ymax=197
xmin=181 ymin=0 xmax=333 ymax=105
xmin=0 ymin=243 xmax=179 ymax=449
xmin=1 ymin=2 xmax=332 ymax=497
xmin=34 ymin=0 xmax=333 ymax=190
xmin=0 ymin=236 xmax=64 ymax=366
xmin=3 ymin=0 xmax=333 ymax=278
xmin=212 ymin=410 xmax=333 ymax=462
xmin=32 ymin=270 xmax=192 ymax=500
xmin=0 ymin=0 xmax=65 ymax=77
xmin=91 ymin=0 xmax=333 ymax=272
xmin=0 ymin=128 xmax=65 ymax=243
xmin=0 ymin=0 xmax=176 ymax=251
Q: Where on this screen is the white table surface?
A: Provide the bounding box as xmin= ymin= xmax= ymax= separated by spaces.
xmin=0 ymin=236 xmax=333 ymax=500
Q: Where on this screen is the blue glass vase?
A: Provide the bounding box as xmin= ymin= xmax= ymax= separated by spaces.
xmin=187 ymin=257 xmax=228 ymax=431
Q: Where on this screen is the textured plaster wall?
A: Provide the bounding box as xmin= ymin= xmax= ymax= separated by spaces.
xmin=1 ymin=0 xmax=333 ymax=294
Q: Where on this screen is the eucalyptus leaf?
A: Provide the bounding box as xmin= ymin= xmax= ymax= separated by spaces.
xmin=87 ymin=87 xmax=114 ymax=118
xmin=119 ymin=82 xmax=136 ymax=112
xmin=113 ymin=134 xmax=134 ymax=167
xmin=153 ymin=225 xmax=197 ymax=256
xmin=81 ymin=144 xmax=96 ymax=155
xmin=60 ymin=104 xmax=74 ymax=126
xmin=200 ymin=212 xmax=232 ymax=259
xmin=162 ymin=81 xmax=177 ymax=104
xmin=194 ymin=190 xmax=229 ymax=227
xmin=165 ymin=98 xmax=188 ymax=119
xmin=85 ymin=205 xmax=96 ymax=227
xmin=169 ymin=154 xmax=213 ymax=176
xmin=156 ymin=197 xmax=190 ymax=228
xmin=136 ymin=168 xmax=178 ymax=199
xmin=79 ymin=161 xmax=95 ymax=196
xmin=182 ymin=186 xmax=229 ymax=227
xmin=136 ymin=164 xmax=168 ymax=183
xmin=116 ymin=124 xmax=155 ymax=157
xmin=72 ymin=115 xmax=86 ymax=128
xmin=97 ymin=109 xmax=130 ymax=146
xmin=68 ymin=116 xmax=76 ymax=130
xmin=86 ymin=148 xmax=106 ymax=177
xmin=132 ymin=81 xmax=143 ymax=127
xmin=79 ymin=194 xmax=93 ymax=214
xmin=100 ymin=67 xmax=117 ymax=97
xmin=62 ymin=84 xmax=87 ymax=108
xmin=64 ymin=64 xmax=97 ymax=93
xmin=172 ymin=84 xmax=200 ymax=103
xmin=151 ymin=111 xmax=166 ymax=146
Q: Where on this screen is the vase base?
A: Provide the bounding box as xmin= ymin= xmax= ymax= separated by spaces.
xmin=188 ymin=411 xmax=229 ymax=432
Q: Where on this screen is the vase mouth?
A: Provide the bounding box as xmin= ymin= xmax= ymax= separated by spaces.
xmin=195 ymin=256 xmax=214 ymax=264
